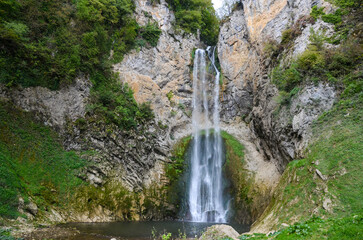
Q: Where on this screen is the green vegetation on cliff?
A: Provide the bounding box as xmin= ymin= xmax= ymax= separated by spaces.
xmin=243 ymin=72 xmax=362 ymax=238
xmin=166 ymin=0 xmax=219 ymax=45
xmin=267 ymin=1 xmax=362 ymax=107
xmin=0 ymin=0 xmax=161 ymax=89
xmin=256 ymin=2 xmax=363 ymax=237
xmin=164 ymin=136 xmax=191 ymax=214
xmin=0 ymin=101 xmax=87 ymax=218
xmin=0 ymin=0 xmax=158 ymax=130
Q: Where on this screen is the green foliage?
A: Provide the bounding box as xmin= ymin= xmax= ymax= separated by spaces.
xmin=0 ymin=153 xmax=20 ymax=218
xmin=164 ymin=136 xmax=191 ymax=214
xmin=165 ymin=136 xmax=191 ymax=185
xmin=161 ymin=232 xmax=172 ymax=240
xmin=139 ymin=21 xmax=162 ymax=47
xmin=296 ymin=46 xmax=325 ymax=72
xmin=239 ymin=215 xmax=363 ymax=239
xmin=251 ymin=90 xmax=362 ymax=234
xmin=0 ymin=1 xmax=159 ymax=129
xmin=221 ymin=131 xmax=252 ymax=212
xmin=263 ymin=40 xmax=279 ymax=58
xmin=310 ymin=6 xmax=325 ymax=20
xmin=275 ymin=87 xmax=301 ymax=106
xmin=263 ymin=16 xmax=314 ymax=61
xmin=166 ymin=91 xmax=174 ymax=101
xmin=88 ymin=76 xmax=154 ymax=130
xmin=166 ymin=0 xmax=219 ymax=45
xmin=0 ymin=0 xmax=139 ymax=89
xmin=0 ymin=228 xmax=22 ymax=240
xmin=311 ymin=5 xmax=344 ymax=26
xmin=281 ymin=29 xmax=293 ymax=45
xmin=272 ymin=64 xmax=302 ymax=92
xmin=272 ymin=35 xmax=362 ymax=97
xmin=321 ymin=11 xmax=342 ymax=25
xmin=328 ymin=0 xmax=362 ymax=9
xmin=0 ymin=102 xmax=87 ymax=218
xmin=221 ymin=131 xmax=245 ymax=159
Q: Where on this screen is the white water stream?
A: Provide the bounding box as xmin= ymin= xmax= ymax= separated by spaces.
xmin=188 ymin=47 xmax=229 ymax=223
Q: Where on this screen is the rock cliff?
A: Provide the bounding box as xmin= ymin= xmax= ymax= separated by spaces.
xmin=218 ymin=0 xmax=337 ymax=173
xmin=0 ymin=0 xmax=345 ymax=231
xmin=216 ymin=0 xmax=343 ymax=231
xmin=0 ymin=0 xmax=197 ymax=222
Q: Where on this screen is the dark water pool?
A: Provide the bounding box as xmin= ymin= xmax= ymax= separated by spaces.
xmin=63 ymin=221 xmax=249 ymax=239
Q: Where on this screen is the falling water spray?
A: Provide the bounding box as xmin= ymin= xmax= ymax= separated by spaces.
xmin=187 ymin=47 xmax=229 ymax=223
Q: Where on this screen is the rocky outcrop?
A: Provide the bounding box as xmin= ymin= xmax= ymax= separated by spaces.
xmin=114 ymin=0 xmax=198 ymax=142
xmin=0 ymin=77 xmax=91 ymax=130
xmin=218 ymin=9 xmax=256 ymax=121
xmin=218 ymin=0 xmax=339 ymax=230
xmin=222 ymin=121 xmax=280 ymax=224
xmin=218 ymin=0 xmax=338 ymax=173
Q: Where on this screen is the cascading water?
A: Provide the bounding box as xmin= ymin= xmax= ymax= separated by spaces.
xmin=187 ymin=47 xmax=230 ymax=223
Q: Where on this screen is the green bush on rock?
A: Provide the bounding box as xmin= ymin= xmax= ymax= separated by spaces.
xmin=166 ymin=0 xmax=219 ymax=45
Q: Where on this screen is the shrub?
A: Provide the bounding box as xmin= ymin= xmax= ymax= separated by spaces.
xmin=311 ymin=6 xmax=325 ymax=20
xmin=166 ymin=0 xmax=219 ymax=45
xmin=263 ymin=39 xmax=279 ymax=57
xmin=0 ymin=0 xmax=137 ymax=89
xmin=272 ymin=64 xmax=302 ymax=92
xmin=140 ymin=21 xmax=162 ymax=47
xmin=281 ymin=29 xmax=293 ymax=45
xmin=296 ymin=47 xmax=325 ymax=72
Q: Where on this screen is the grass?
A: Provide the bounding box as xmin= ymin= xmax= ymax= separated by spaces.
xmin=240 ymin=215 xmax=362 ymax=239
xmin=0 ymin=101 xmax=88 ymax=218
xmin=252 ymin=93 xmax=363 ymax=233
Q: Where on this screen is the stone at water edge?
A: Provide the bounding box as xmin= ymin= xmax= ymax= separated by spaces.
xmin=199 ymin=224 xmax=240 ymax=240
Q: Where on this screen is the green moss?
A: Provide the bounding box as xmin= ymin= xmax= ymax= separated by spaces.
xmin=165 ymin=136 xmax=191 ymax=186
xmin=221 ymin=131 xmax=254 ymax=217
xmin=72 ymin=180 xmax=134 ymax=220
xmin=0 ymin=101 xmax=87 ymax=219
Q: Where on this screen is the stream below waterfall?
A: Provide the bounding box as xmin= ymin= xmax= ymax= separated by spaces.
xmin=62 ymin=221 xmax=249 ymax=239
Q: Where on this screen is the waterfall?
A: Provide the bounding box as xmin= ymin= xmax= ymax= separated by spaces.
xmin=187 ymin=47 xmax=229 ymax=223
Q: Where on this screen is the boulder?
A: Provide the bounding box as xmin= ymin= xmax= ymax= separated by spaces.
xmin=199 ymin=225 xmax=240 ymax=240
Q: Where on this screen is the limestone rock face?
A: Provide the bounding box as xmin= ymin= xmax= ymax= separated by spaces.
xmin=218 ymin=9 xmax=255 ymax=122
xmin=218 ymin=0 xmax=338 ymax=229
xmin=0 ymin=77 xmax=91 ymax=130
xmin=134 ymin=0 xmax=174 ymax=31
xmin=218 ymin=0 xmax=338 ymax=173
xmin=113 ymin=0 xmax=198 ymax=143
